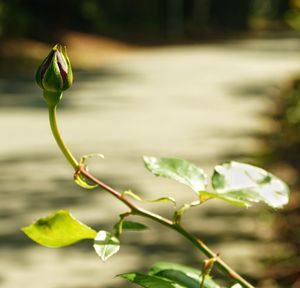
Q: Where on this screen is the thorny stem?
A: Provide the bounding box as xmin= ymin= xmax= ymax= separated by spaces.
xmin=50 ymin=106 xmax=255 ymax=288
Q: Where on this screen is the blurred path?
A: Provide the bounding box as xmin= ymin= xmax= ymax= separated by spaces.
xmin=1 ymin=38 xmax=300 ymax=288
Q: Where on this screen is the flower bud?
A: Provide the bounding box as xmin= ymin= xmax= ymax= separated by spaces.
xmin=36 ymin=44 xmax=73 ymax=104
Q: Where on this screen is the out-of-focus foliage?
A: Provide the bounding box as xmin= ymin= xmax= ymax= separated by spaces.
xmin=285 ymin=0 xmax=300 ymax=30
xmin=0 ymin=0 xmax=293 ymax=43
xmin=263 ymin=78 xmax=300 ymax=176
xmin=249 ymin=0 xmax=289 ymax=29
xmin=259 ymin=74 xmax=300 ymax=288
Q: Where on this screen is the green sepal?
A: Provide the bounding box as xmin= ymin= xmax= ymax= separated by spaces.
xmin=61 ymin=45 xmax=73 ymax=91
xmin=43 ymin=90 xmax=62 ymax=107
xmin=35 ymin=44 xmax=73 ymax=95
xmin=35 ymin=49 xmax=54 ymax=89
xmin=42 ymin=51 xmax=63 ymax=92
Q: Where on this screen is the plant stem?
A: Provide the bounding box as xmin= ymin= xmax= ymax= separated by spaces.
xmin=49 ymin=104 xmax=254 ymax=287
xmin=80 ymin=167 xmax=255 ymax=288
xmin=200 ymin=275 xmax=206 ymax=288
xmin=48 ymin=105 xmax=79 ymax=170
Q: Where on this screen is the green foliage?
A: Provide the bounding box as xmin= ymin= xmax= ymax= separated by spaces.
xmin=21 ymin=210 xmax=96 ymax=247
xmin=93 ymin=230 xmax=120 ymax=262
xmin=149 ymin=262 xmax=219 ymax=288
xmin=211 ymin=161 xmax=290 ymax=208
xmin=123 ymin=190 xmax=176 ymax=206
xmin=119 ymin=272 xmax=179 ymax=288
xmin=285 ymin=0 xmax=300 ymax=31
xmin=143 ymin=156 xmax=208 ymax=192
xmin=114 ymin=220 xmax=148 ymax=232
xmin=23 ymin=44 xmax=293 ymax=288
xmin=143 ymin=156 xmax=289 ymax=209
xmin=119 ymin=262 xmax=220 ymax=288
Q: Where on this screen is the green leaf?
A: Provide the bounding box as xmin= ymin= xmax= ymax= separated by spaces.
xmin=211 ymin=161 xmax=290 ymax=208
xmin=154 ymin=270 xmax=198 ymax=288
xmin=149 ymin=262 xmax=220 ymax=288
xmin=114 ymin=220 xmax=148 ymax=232
xmin=155 ymin=270 xmax=219 ymax=288
xmin=143 ymin=156 xmax=207 ymax=193
xmin=93 ymin=230 xmax=120 ymax=262
xmin=149 ymin=262 xmax=201 ymax=278
xmin=21 ymin=210 xmax=97 ymax=247
xmin=118 ymin=272 xmax=181 ymax=288
xmin=231 ymin=284 xmax=243 ymax=288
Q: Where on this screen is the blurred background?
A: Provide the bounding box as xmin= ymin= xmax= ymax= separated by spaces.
xmin=1 ymin=1 xmax=300 ymax=287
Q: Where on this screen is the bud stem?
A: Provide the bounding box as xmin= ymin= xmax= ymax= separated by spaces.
xmin=48 ymin=103 xmax=79 ymax=170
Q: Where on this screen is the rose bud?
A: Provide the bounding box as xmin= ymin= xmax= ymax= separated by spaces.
xmin=36 ymin=44 xmax=73 ymax=105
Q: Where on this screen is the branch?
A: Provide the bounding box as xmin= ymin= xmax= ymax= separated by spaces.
xmin=79 ymin=166 xmax=255 ymax=288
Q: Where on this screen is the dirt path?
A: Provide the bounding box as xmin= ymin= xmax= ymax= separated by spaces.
xmin=1 ymin=38 xmax=300 ymax=288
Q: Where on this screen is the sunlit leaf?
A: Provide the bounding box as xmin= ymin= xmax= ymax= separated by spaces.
xmin=231 ymin=284 xmax=243 ymax=288
xmin=114 ymin=220 xmax=148 ymax=232
xmin=211 ymin=161 xmax=290 ymax=208
xmin=143 ymin=156 xmax=207 ymax=193
xmin=118 ymin=272 xmax=180 ymax=288
xmin=149 ymin=262 xmax=220 ymax=288
xmin=93 ymin=230 xmax=120 ymax=262
xmin=21 ymin=210 xmax=96 ymax=247
xmin=286 ymin=10 xmax=300 ymax=31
